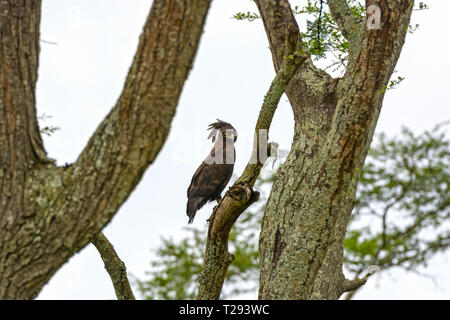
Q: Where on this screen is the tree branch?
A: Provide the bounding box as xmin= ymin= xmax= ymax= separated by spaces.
xmin=91 ymin=232 xmax=135 ymax=300
xmin=342 ymin=265 xmax=381 ymax=299
xmin=0 ymin=0 xmax=212 ymax=299
xmin=342 ymin=276 xmax=368 ymax=293
xmin=39 ymin=0 xmax=211 ymax=282
xmin=258 ymin=0 xmax=415 ymax=300
xmin=0 ymin=0 xmax=50 ymax=165
xmin=196 ymin=46 xmax=304 ymax=300
xmin=254 ymin=0 xmax=335 ymax=123
xmin=327 ymin=0 xmax=363 ymax=42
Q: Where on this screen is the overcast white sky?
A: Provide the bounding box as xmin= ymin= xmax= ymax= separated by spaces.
xmin=35 ymin=0 xmax=449 ymax=299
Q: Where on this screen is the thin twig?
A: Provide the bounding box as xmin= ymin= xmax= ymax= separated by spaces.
xmin=40 ymin=39 xmax=58 ymax=45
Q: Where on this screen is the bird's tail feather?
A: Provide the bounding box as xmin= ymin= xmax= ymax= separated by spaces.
xmin=187 ymin=197 xmax=208 ymax=224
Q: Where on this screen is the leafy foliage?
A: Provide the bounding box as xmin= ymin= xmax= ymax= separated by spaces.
xmin=382 ymin=75 xmax=406 ymax=92
xmin=136 ymin=123 xmax=450 ymax=299
xmin=135 ymin=230 xmax=204 ymax=299
xmin=233 ymin=0 xmax=428 ymax=72
xmin=233 ymin=0 xmax=363 ymax=67
xmin=232 ymin=11 xmax=259 ymax=22
xmin=345 ymin=122 xmax=450 ymax=277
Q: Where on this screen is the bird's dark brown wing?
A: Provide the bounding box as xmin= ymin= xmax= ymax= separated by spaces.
xmin=188 ymin=162 xmax=232 ymax=198
xmin=187 ymin=161 xmax=207 ymax=197
xmin=186 ymin=152 xmax=234 ymax=223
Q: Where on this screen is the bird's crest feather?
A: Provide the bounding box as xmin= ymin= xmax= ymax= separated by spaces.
xmin=207 ymin=119 xmax=232 ymax=142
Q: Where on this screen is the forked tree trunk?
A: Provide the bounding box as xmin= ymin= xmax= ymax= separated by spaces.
xmin=0 ymin=0 xmax=211 ymax=299
xmin=255 ymin=0 xmax=414 ymax=299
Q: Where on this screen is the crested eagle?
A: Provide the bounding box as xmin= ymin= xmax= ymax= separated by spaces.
xmin=186 ymin=119 xmax=237 ymax=224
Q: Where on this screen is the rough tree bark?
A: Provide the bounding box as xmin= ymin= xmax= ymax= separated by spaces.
xmin=0 ymin=0 xmax=211 ymax=299
xmin=255 ymin=0 xmax=414 ymax=299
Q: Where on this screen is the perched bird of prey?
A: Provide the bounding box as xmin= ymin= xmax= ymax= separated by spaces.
xmin=186 ymin=119 xmax=238 ymax=224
